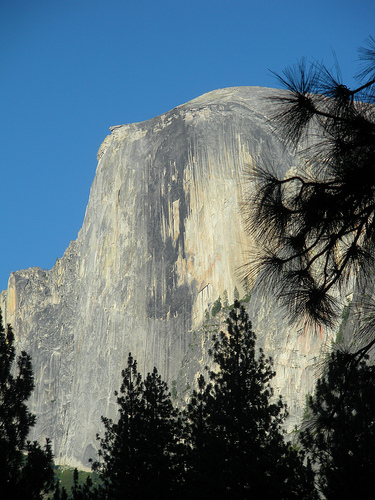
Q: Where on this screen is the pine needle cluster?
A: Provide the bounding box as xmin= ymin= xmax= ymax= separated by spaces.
xmin=242 ymin=36 xmax=375 ymax=328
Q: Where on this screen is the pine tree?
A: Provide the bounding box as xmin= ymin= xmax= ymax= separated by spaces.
xmin=0 ymin=310 xmax=54 ymax=499
xmin=223 ymin=289 xmax=229 ymax=307
xmin=300 ymin=348 xmax=375 ymax=499
xmin=211 ymin=296 xmax=222 ymax=317
xmin=92 ymin=353 xmax=182 ymax=499
xmin=242 ymin=36 xmax=375 ymax=328
xmin=182 ymin=374 xmax=215 ymax=498
xmin=184 ymin=301 xmax=316 ymax=499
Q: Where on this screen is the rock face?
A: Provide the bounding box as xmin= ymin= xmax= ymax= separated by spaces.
xmin=0 ymin=87 xmax=335 ymax=468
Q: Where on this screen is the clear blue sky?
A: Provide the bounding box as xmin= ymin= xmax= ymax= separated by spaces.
xmin=0 ymin=0 xmax=373 ymax=289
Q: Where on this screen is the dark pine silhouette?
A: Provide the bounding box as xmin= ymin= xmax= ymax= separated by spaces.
xmin=242 ymin=36 xmax=375 ymax=331
xmin=92 ymin=353 xmax=182 ymax=499
xmin=300 ymin=348 xmax=375 ymax=499
xmin=0 ymin=310 xmax=54 ymax=499
xmin=183 ymin=301 xmax=317 ymax=499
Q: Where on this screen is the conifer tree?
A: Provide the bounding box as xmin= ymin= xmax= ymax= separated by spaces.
xmin=182 ymin=374 xmax=214 ymax=497
xmin=300 ymin=349 xmax=375 ymax=499
xmin=92 ymin=353 xmax=182 ymax=499
xmin=211 ymin=296 xmax=222 ymax=317
xmin=223 ymin=289 xmax=229 ymax=307
xmin=184 ymin=301 xmax=316 ymax=499
xmin=0 ymin=310 xmax=54 ymax=499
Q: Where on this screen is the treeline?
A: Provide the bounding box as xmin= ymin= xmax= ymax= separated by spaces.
xmin=2 ymin=302 xmax=375 ymax=499
xmin=83 ymin=301 xmax=316 ymax=499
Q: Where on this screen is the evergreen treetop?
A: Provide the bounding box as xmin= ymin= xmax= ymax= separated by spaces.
xmin=92 ymin=353 xmax=182 ymax=499
xmin=0 ymin=310 xmax=54 ymax=499
xmin=300 ymin=348 xmax=375 ymax=499
xmin=184 ymin=301 xmax=317 ymax=499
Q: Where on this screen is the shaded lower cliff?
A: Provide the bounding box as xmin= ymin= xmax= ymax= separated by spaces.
xmin=0 ymin=87 xmax=336 ymax=468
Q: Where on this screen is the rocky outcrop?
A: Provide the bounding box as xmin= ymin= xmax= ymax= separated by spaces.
xmin=0 ymin=87 xmax=336 ymax=468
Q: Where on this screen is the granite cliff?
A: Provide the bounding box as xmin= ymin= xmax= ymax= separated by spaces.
xmin=0 ymin=87 xmax=336 ymax=468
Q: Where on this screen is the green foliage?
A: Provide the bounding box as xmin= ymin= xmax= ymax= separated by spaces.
xmin=68 ymin=468 xmax=97 ymax=500
xmin=51 ymin=467 xmax=100 ymax=499
xmin=92 ymin=353 xmax=183 ymax=499
xmin=302 ymin=393 xmax=312 ymax=421
xmin=211 ymin=296 xmax=222 ymax=317
xmin=233 ymin=286 xmax=239 ymax=301
xmin=300 ymin=349 xmax=375 ymax=499
xmin=183 ymin=301 xmax=317 ymax=499
xmin=222 ymin=289 xmax=229 ymax=308
xmin=0 ymin=310 xmax=55 ymax=499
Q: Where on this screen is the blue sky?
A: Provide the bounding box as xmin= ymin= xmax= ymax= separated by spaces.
xmin=0 ymin=0 xmax=373 ymax=289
